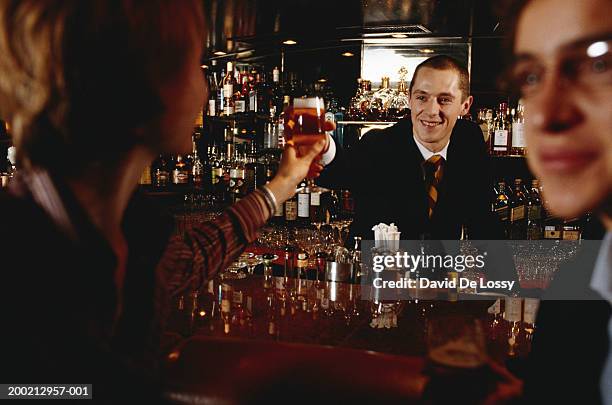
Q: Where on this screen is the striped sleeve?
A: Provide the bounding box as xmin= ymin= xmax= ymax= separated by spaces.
xmin=156 ymin=190 xmax=272 ymax=296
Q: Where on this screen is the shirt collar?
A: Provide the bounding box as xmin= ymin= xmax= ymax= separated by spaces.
xmin=413 ymin=134 xmax=449 ymax=161
xmin=590 ymin=231 xmax=612 ymax=303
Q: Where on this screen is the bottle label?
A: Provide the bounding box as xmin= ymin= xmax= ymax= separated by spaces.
xmin=523 ymin=298 xmax=539 ymax=324
xmin=233 ymin=291 xmax=243 ymax=304
xmin=224 ymin=106 xmax=234 ymax=115
xmin=493 ymin=130 xmax=509 ymax=150
xmin=172 ymin=169 xmax=189 ymax=184
xmin=544 ymin=226 xmax=562 ymax=239
xmin=495 ymin=206 xmax=509 ymax=221
xmin=510 ymin=205 xmax=525 ymax=222
xmin=221 ymin=299 xmax=231 ymax=313
xmin=208 ymin=100 xmax=216 ymax=116
xmin=223 ymin=84 xmax=233 ymax=98
xmin=235 ymin=100 xmax=246 ymax=113
xmin=310 ymin=191 xmax=321 ymax=206
xmin=212 ymin=167 xmax=223 ymax=184
xmin=298 ymin=193 xmax=310 ymax=218
xmin=285 ymin=200 xmax=297 ymax=221
xmin=273 ymin=70 xmax=280 ymax=83
xmin=512 ymin=122 xmax=526 ymax=148
xmin=562 ymin=229 xmax=580 ymax=240
xmin=249 ymin=93 xmax=257 ymax=111
xmin=504 ymin=297 xmax=522 ymax=322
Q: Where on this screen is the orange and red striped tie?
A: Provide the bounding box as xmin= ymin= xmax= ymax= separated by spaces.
xmin=423 ymin=155 xmax=445 ymax=219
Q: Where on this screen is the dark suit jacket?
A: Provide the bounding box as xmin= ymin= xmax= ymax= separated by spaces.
xmin=320 ymin=117 xmax=505 ymax=241
xmin=523 ymin=237 xmax=610 ymax=404
xmin=0 ymin=176 xmax=174 ymax=404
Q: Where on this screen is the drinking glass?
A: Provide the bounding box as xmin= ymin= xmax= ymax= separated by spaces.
xmin=222 ymin=260 xmax=247 ymax=280
xmin=245 ymin=255 xmax=263 ymax=276
xmin=283 ymin=97 xmax=329 ymax=193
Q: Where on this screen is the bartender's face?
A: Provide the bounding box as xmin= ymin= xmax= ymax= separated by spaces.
xmin=409 ymin=67 xmax=472 ymax=151
xmin=514 ymin=0 xmax=612 ymax=220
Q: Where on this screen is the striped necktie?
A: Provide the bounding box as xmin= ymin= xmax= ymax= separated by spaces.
xmin=423 ymin=155 xmax=445 ymax=219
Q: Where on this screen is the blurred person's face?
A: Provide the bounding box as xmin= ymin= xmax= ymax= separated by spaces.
xmin=514 ymin=0 xmax=612 ymax=220
xmin=153 ymin=45 xmax=207 ymax=155
xmin=409 ymin=67 xmax=473 ymax=151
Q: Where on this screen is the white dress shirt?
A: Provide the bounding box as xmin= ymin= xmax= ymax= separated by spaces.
xmin=412 ymin=135 xmax=449 ymax=161
xmin=318 ymin=133 xmax=450 ymax=167
xmin=589 ymin=231 xmax=612 ymax=405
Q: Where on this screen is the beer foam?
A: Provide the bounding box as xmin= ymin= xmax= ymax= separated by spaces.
xmin=293 ymin=97 xmax=324 ymax=109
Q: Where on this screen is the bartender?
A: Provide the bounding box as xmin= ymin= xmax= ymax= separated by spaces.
xmin=319 ymin=55 xmax=505 ymax=241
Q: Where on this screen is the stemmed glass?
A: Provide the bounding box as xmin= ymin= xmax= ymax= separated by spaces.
xmin=283 ymin=96 xmax=329 ymax=194
xmin=222 ymin=259 xmax=248 ymax=280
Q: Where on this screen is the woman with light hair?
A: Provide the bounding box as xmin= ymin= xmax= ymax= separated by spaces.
xmin=0 ymin=1 xmax=324 ymax=402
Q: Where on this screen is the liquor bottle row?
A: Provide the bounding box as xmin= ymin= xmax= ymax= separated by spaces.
xmin=347 ymin=67 xmax=411 ymax=122
xmin=477 ymin=101 xmax=526 ymax=157
xmin=204 ymin=62 xmax=341 ymax=120
xmin=492 ymin=178 xmax=584 ymax=240
xmin=140 ymin=139 xmax=274 ymax=203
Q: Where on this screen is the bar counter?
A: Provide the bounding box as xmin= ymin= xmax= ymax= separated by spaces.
xmin=162 ymin=274 xmax=529 ymax=403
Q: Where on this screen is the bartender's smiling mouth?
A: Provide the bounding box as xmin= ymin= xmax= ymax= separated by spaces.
xmin=420 ymin=120 xmax=443 ymax=127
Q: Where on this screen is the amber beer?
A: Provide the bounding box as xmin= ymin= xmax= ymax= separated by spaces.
xmin=284 ymin=97 xmax=326 ymax=178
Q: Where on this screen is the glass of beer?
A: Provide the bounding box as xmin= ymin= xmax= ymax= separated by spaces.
xmin=283 ymin=96 xmax=329 ymax=193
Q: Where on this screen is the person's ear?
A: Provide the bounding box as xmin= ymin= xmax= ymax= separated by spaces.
xmin=460 ymin=95 xmax=473 ymax=115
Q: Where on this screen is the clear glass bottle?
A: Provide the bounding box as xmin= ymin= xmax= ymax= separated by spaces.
xmin=492 ymin=102 xmax=511 ymax=156
xmin=388 ymin=67 xmax=410 ymax=120
xmin=222 ymin=62 xmax=237 ymax=116
xmin=511 ymin=101 xmax=526 ymax=156
xmin=369 ymin=77 xmax=395 ymax=121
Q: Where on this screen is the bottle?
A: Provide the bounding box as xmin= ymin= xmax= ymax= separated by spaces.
xmin=493 ymin=181 xmax=510 ymax=224
xmin=6 ymin=146 xmax=17 ymax=182
xmin=152 ymin=155 xmax=170 ymax=188
xmin=217 ymin=67 xmax=225 ymax=116
xmin=229 ymin=148 xmax=245 ymax=203
xmin=244 ymin=143 xmax=265 ymax=193
xmin=504 ymin=297 xmax=523 ymax=357
xmin=526 ymin=179 xmax=543 ymax=240
xmin=172 ymin=155 xmax=190 ymax=185
xmin=221 ymin=283 xmax=232 ymax=334
xmin=222 ymin=62 xmax=237 ymax=116
xmin=297 ymin=180 xmax=310 ymax=226
xmin=210 ymin=147 xmax=224 ymax=202
xmin=207 ymin=70 xmax=218 ymax=116
xmin=492 ymin=103 xmax=511 ymax=156
xmin=508 ymin=179 xmax=527 ymax=239
xmin=191 ymin=139 xmax=204 ymax=190
xmin=263 ymin=108 xmax=279 ymax=149
xmin=369 ymin=77 xmax=394 ymax=121
xmin=234 ymin=73 xmax=248 ymax=114
xmin=138 ymin=164 xmax=152 ymax=186
xmin=284 ymin=193 xmax=298 ymax=226
xmin=309 ymin=190 xmax=324 ymax=227
xmin=295 ymin=251 xmax=309 ymax=280
xmin=271 ymin=66 xmax=283 ymax=115
xmin=511 ymin=101 xmax=526 ymax=155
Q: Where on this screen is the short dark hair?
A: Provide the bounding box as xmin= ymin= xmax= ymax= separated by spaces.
xmin=409 ymin=55 xmax=470 ymax=101
xmin=0 ymin=0 xmax=205 ymax=176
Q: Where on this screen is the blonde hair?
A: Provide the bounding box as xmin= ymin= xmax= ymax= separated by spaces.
xmin=0 ymin=0 xmax=204 ymax=175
